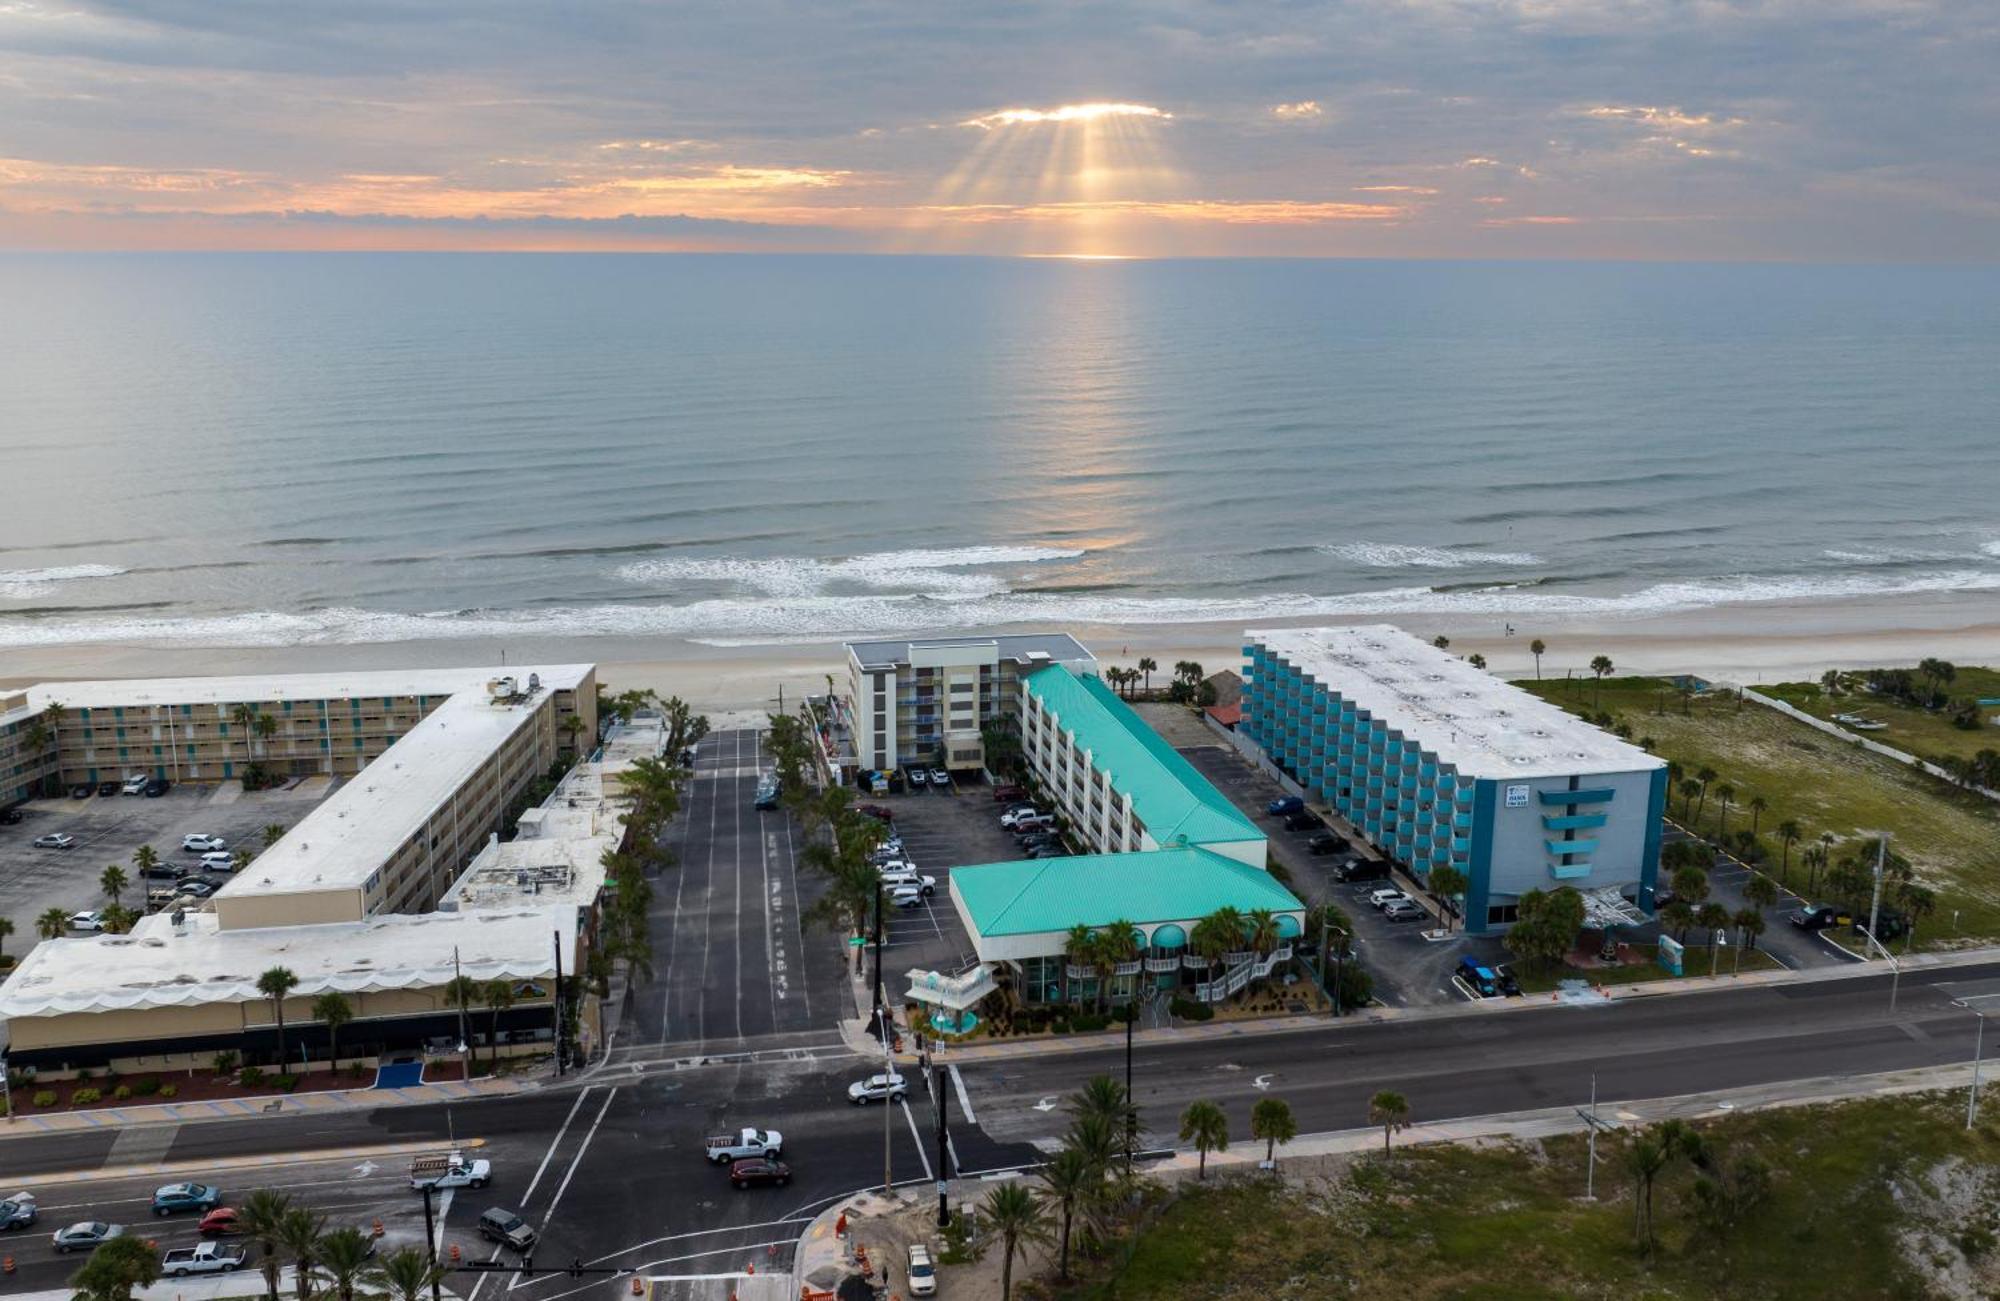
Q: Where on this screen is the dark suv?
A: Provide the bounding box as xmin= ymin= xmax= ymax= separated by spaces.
xmin=1306 ymin=831 xmax=1348 ymax=856
xmin=1336 ymin=858 xmax=1391 ymax=883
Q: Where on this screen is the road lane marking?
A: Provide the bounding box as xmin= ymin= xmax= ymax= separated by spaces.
xmin=949 ymin=1064 xmax=977 ymax=1124
xmin=579 ymin=1215 xmax=816 ymax=1265
xmin=899 ymin=1097 xmax=935 ymax=1183
xmin=521 ymin=1085 xmax=593 ymax=1205
xmin=543 ymin=1087 xmax=618 ymax=1223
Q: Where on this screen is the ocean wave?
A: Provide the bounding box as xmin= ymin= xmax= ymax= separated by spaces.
xmin=4 ymin=568 xmax=1998 ymax=649
xmin=0 ymin=564 xmax=129 ymax=600
xmin=1984 ymin=540 xmax=2000 ymax=559
xmin=614 ymin=545 xmax=1086 ymax=599
xmin=1319 ymin=542 xmax=1543 ymax=569
xmin=1824 ymin=546 xmax=1995 ymax=566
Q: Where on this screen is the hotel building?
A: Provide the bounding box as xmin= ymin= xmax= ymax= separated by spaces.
xmin=843 ymin=634 xmax=1096 ymax=775
xmin=1241 ymin=626 xmax=1666 ymax=932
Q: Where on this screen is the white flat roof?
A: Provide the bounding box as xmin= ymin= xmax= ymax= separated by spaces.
xmin=19 ymin=665 xmax=584 ymax=712
xmin=1247 ymin=625 xmax=1663 ymax=780
xmin=440 ymin=838 xmax=613 ymax=913
xmin=0 ymin=907 xmax=575 ymax=1018
xmin=208 ymin=666 xmax=592 ymax=899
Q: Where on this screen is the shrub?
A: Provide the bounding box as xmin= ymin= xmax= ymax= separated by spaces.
xmin=272 ymin=1073 xmax=300 ymax=1092
xmin=112 ymin=1084 xmax=132 ymax=1101
xmin=75 ymin=1067 xmax=95 ymax=1082
xmin=1049 ymin=1019 xmax=1072 ymax=1035
xmin=32 ymin=1090 xmax=57 ymax=1108
xmin=1169 ymin=996 xmax=1214 ymax=1022
xmin=212 ymin=1050 xmax=239 ymax=1076
xmin=133 ymin=1077 xmax=162 ymax=1096
xmin=158 ymin=1083 xmax=178 ymax=1098
xmin=72 ymin=1087 xmax=102 ymax=1105
xmin=1073 ymin=1013 xmax=1109 ymax=1032
xmin=238 ymin=1066 xmax=266 ymax=1088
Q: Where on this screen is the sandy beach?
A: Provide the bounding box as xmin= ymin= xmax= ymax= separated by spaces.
xmin=3 ymin=590 xmax=1998 ymax=716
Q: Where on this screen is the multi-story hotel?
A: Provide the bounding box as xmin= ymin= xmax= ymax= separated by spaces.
xmin=0 ymin=666 xmax=621 ymax=1074
xmin=1241 ymin=626 xmax=1667 ymax=932
xmin=842 ymin=633 xmax=1096 ymax=775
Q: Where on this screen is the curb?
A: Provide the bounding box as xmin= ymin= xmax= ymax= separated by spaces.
xmin=0 ymin=1076 xmax=528 ymax=1142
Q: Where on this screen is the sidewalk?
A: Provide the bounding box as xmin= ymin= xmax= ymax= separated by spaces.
xmin=0 ymin=1074 xmax=527 ymax=1140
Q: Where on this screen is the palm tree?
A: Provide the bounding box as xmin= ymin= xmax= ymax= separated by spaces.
xmin=1251 ymin=1097 xmax=1297 ymax=1169
xmin=1697 ymin=903 xmax=1732 ymax=974
xmin=70 ymin=1234 xmax=161 ymax=1301
xmin=365 ymin=1247 xmax=448 ymax=1301
xmin=982 ymin=1182 xmax=1052 ymax=1301
xmin=233 ymin=848 xmax=256 ymax=874
xmin=131 ymin=844 xmax=159 ymax=877
xmin=254 ymin=711 xmax=278 ymax=759
xmin=229 ymin=702 xmax=259 ymax=772
xmin=1589 ymin=655 xmax=1614 ymax=709
xmin=1624 ymin=1131 xmax=1669 ymax=1252
xmin=313 ymin=1226 xmax=376 ymax=1301
xmin=263 ymin=822 xmax=288 ymax=849
xmin=276 ymin=1207 xmax=325 ymax=1301
xmin=1179 ymin=1099 xmax=1229 ymax=1179
xmin=442 ymin=974 xmax=482 ymax=1073
xmin=1138 ymin=656 xmax=1157 ymax=694
xmin=1693 ymin=767 xmax=1718 ymax=821
xmin=312 ymin=992 xmax=354 ymax=1073
xmin=1427 ymin=865 xmax=1468 ymax=933
xmin=1743 ymin=874 xmax=1778 ymax=911
xmin=257 ymin=966 xmax=301 ymax=1070
xmin=1037 ymin=1146 xmax=1094 ymax=1280
xmin=1776 ymin=820 xmax=1803 ymax=885
xmin=1713 ymin=783 xmax=1735 ymax=838
xmin=1060 ymin=924 xmax=1096 ymax=1005
xmin=99 ymin=864 xmax=128 ymax=908
xmin=235 ymin=1189 xmax=293 ymax=1301
xmin=36 ymin=905 xmax=69 ymax=940
xmin=1677 ymin=778 xmax=1701 ymax=819
xmin=1369 ymin=1090 xmax=1411 ymax=1157
xmin=1734 ymin=908 xmax=1767 ymax=957
xmin=1092 ymin=920 xmax=1138 ymax=1011
xmin=1071 ymin=1074 xmax=1133 ymax=1160
xmin=1467 ymin=653 xmax=1487 ymax=670
xmin=482 ymin=979 xmax=516 ymax=1069
xmin=1529 ymin=638 xmax=1546 ymax=679
xmin=1747 ymin=795 xmax=1768 ymax=839
xmin=1244 ymin=908 xmax=1280 ymax=956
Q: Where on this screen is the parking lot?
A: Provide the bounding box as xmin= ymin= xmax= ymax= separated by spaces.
xmin=864 ymin=776 xmax=1020 ymax=979
xmin=1174 ymin=743 xmax=1464 ymax=1008
xmin=0 ymin=779 xmax=335 ymax=942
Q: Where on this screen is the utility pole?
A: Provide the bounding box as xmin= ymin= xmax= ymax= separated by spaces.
xmin=935 ymin=1063 xmax=952 ymax=1227
xmin=1957 ymin=998 xmax=1994 ymax=1130
xmin=551 ymin=929 xmax=566 ymax=1077
xmin=871 ymin=884 xmax=885 ymax=1025
xmin=420 ymin=1182 xmax=444 ymax=1301
xmin=1867 ymin=834 xmax=1887 ymax=948
xmin=1124 ymin=1004 xmax=1136 ymax=1178
xmin=1575 ymin=1073 xmax=1613 ymax=1202
xmin=880 ymin=1005 xmax=895 ymax=1195
xmin=452 ymin=945 xmax=471 ymax=1083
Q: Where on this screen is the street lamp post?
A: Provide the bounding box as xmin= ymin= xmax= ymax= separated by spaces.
xmin=1124 ymin=1003 xmax=1136 ymax=1178
xmin=1954 ymin=997 xmax=1995 ymax=1130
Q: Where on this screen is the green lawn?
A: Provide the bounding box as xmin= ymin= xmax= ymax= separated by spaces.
xmin=1517 ymin=676 xmax=2000 ymax=947
xmin=1510 ymin=946 xmax=1785 ymax=994
xmin=1062 ymin=1092 xmax=1999 ymax=1301
xmin=1762 ymin=666 xmax=2000 ymax=765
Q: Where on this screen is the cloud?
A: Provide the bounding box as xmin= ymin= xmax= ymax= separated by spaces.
xmin=1269 ymin=100 xmax=1323 ymax=119
xmin=960 ymin=102 xmax=1171 ymax=130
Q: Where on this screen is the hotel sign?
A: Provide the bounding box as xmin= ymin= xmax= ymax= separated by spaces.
xmin=1504 ymin=784 xmax=1530 ymax=808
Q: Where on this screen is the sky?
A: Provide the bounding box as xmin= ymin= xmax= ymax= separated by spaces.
xmin=1 ymin=0 xmax=1996 ymax=259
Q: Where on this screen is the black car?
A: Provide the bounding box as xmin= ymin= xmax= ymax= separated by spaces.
xmin=70 ymin=783 xmax=93 ymax=799
xmin=141 ymin=863 xmax=190 ymax=881
xmin=1283 ymin=810 xmax=1324 ymax=832
xmin=145 ymin=778 xmax=170 ymax=797
xmin=1029 ymin=845 xmax=1070 ymax=859
xmin=0 ymin=807 xmax=21 ymax=825
xmin=1335 ymin=858 xmax=1391 ymax=883
xmin=97 ymin=781 xmax=120 ymax=797
xmin=1305 ymin=831 xmax=1348 ymax=856
xmin=1790 ymin=904 xmax=1850 ymax=932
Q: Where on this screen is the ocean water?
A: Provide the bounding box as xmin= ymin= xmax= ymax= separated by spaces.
xmin=1 ymin=253 xmax=1996 ymax=651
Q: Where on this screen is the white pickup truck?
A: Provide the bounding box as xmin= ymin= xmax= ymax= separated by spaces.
xmin=163 ymin=1242 xmax=248 ymax=1276
xmin=409 ymin=1152 xmax=492 ymax=1190
xmin=704 ymin=1127 xmax=783 ymax=1164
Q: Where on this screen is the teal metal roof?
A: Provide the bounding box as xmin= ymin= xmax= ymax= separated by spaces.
xmin=952 ymin=848 xmax=1304 ymax=937
xmin=1023 ymin=666 xmax=1262 ymax=847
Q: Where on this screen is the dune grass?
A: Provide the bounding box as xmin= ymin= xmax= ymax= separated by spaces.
xmin=1762 ymin=666 xmax=2000 ymax=766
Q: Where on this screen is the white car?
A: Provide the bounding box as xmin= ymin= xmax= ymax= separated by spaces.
xmin=409 ymin=1154 xmax=491 ymax=1190
xmin=888 ymin=886 xmax=926 ymax=909
xmin=999 ymin=807 xmax=1044 ymax=829
xmin=907 ymin=1245 xmax=937 ymax=1297
xmin=32 ymin=833 xmax=76 ymax=851
xmin=928 ymin=769 xmax=951 ymax=788
xmin=880 ymin=869 xmax=937 ymax=896
xmin=846 ymin=1073 xmax=907 ymax=1104
xmin=181 ymin=834 xmax=227 ymax=853
xmin=1368 ymin=889 xmax=1412 ymax=911
xmin=68 ymin=910 xmax=106 ymax=933
xmin=121 ymin=774 xmax=150 ymax=795
xmin=198 ymin=851 xmax=236 ymax=871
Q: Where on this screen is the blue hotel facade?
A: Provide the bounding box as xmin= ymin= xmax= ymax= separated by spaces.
xmin=1242 ymin=627 xmax=1668 ymax=933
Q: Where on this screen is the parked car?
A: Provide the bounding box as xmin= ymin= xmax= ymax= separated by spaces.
xmin=477 ymin=1208 xmax=538 ymax=1252
xmin=846 ymin=1072 xmax=908 ymax=1104
xmin=1790 ymin=904 xmax=1852 ymax=932
xmin=998 ymin=806 xmax=1043 ymax=829
xmin=32 ymin=833 xmax=76 ymax=850
xmin=992 ymin=785 xmax=1027 ymax=804
xmin=879 ymin=869 xmax=937 ymax=896
xmin=96 ymin=781 xmax=120 ymax=797
xmin=1454 ymin=958 xmax=1501 ymax=998
xmin=0 ymin=1192 xmax=37 ymax=1230
xmin=175 ymin=879 xmax=217 ymax=899
xmin=1028 ymin=844 xmax=1071 ymax=859
xmin=705 ymin=1128 xmax=783 ymax=1163
xmin=907 ymin=1244 xmax=938 ymax=1297
xmin=69 ymin=783 xmax=92 ymax=799
xmin=1334 ymin=859 xmax=1390 ymax=884
xmin=141 ymin=862 xmax=189 ymax=881
xmin=68 ymin=910 xmax=106 ymax=933
xmin=147 ymin=887 xmax=180 ymax=911
xmin=1492 ymin=964 xmax=1523 ymax=997
xmin=858 ymin=804 xmax=895 ymax=823
xmin=198 ymin=851 xmax=236 ymax=871
xmin=728 ymin=1158 xmax=792 ymax=1189
xmin=907 ymin=768 xmax=928 ymax=788
xmin=122 ymin=774 xmax=151 ymax=795
xmin=197 ymin=1208 xmax=240 ymax=1237
xmin=1306 ymin=831 xmax=1348 ymax=856
xmin=1381 ymin=899 xmax=1427 ymax=923
xmin=888 ymin=885 xmax=926 ymax=909
xmin=1367 ymin=888 xmax=1411 ymax=910
xmin=753 ymin=782 xmax=780 ymax=811
xmin=1283 ymin=810 xmax=1325 ymax=832
xmin=182 ymin=834 xmax=228 ymax=853
xmin=928 ymin=768 xmax=951 ymax=788
xmin=52 ymin=1222 xmax=123 ymax=1253
xmin=145 ymin=778 xmax=171 ymax=797
xmin=1267 ymin=795 xmax=1304 ymax=817
xmin=1011 ymin=813 xmax=1056 ymax=834
xmin=152 ymin=1183 xmax=223 ymax=1216
xmin=408 ymin=1154 xmax=490 ymax=1191
xmin=162 ymin=1242 xmax=247 ymax=1276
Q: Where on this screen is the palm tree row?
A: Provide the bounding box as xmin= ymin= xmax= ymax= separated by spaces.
xmin=768 ymin=713 xmax=890 ymax=975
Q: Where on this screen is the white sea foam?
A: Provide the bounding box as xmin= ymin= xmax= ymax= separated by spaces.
xmin=615 ymin=545 xmax=1085 ymax=599
xmin=3 ymin=568 xmax=1997 ymax=650
xmin=1320 ymin=542 xmax=1543 ymax=569
xmin=1984 ymin=540 xmax=2000 ymax=559
xmin=0 ymin=564 xmax=129 ymax=599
